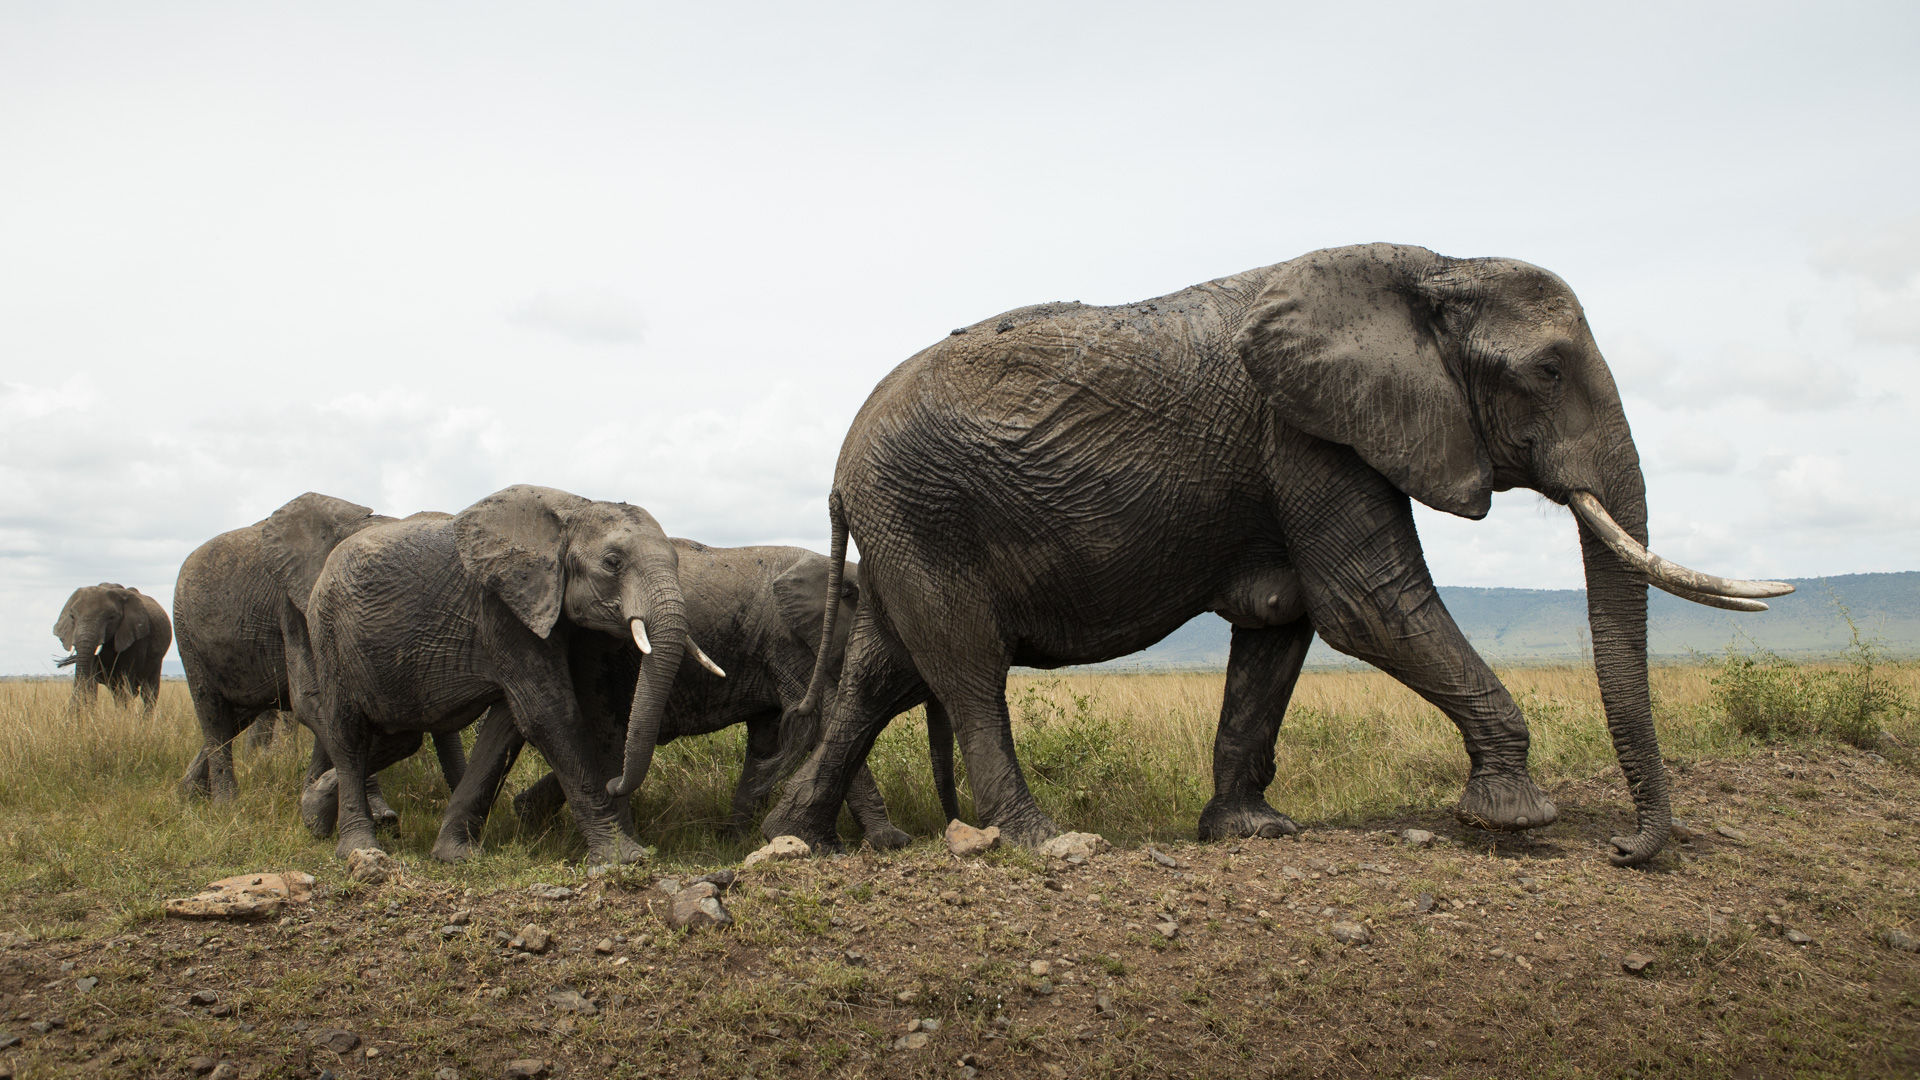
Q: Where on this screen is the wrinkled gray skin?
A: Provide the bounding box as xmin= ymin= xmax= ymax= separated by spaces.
xmin=172 ymin=493 xmax=466 ymax=821
xmin=308 ymin=485 xmax=696 ymax=863
xmin=435 ymin=543 xmax=956 ymax=859
xmin=54 ymin=584 xmax=171 ymax=716
xmin=768 ymin=243 xmax=1774 ymax=867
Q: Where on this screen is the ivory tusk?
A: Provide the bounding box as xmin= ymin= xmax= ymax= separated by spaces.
xmin=630 ymin=618 xmax=651 ymax=655
xmin=1652 ymin=582 xmax=1771 ymax=613
xmin=1567 ymin=492 xmax=1794 ymax=601
xmin=690 ymin=639 xmax=726 ymax=678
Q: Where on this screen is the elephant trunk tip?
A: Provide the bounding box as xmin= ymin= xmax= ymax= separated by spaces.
xmin=54 ymin=652 xmax=79 ymax=669
xmin=1608 ymin=818 xmax=1672 ymax=867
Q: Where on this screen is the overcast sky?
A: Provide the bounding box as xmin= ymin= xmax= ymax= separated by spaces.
xmin=3 ymin=2 xmax=1917 ymax=673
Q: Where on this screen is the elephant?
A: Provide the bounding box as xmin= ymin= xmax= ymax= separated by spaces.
xmin=54 ymin=584 xmax=172 ymax=714
xmin=306 ymin=484 xmax=727 ymax=863
xmin=764 ymin=242 xmax=1790 ymax=867
xmin=173 ymin=493 xmax=467 ymax=819
xmin=434 ymin=542 xmax=956 ymax=860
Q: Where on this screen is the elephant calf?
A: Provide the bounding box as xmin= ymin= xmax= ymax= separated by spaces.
xmin=433 ymin=542 xmax=952 ymax=860
xmin=54 ymin=583 xmax=172 ymax=715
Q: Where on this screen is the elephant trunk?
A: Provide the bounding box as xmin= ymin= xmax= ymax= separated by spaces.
xmin=605 ymin=584 xmax=688 ymax=800
xmin=67 ymin=629 xmax=103 ymax=706
xmin=1577 ymin=466 xmax=1671 ymax=866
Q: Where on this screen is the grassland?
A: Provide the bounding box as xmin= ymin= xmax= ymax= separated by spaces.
xmin=2 ymin=657 xmax=1918 ymax=1078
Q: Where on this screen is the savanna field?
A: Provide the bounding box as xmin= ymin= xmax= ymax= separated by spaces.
xmin=2 ymin=651 xmax=1918 ymax=1079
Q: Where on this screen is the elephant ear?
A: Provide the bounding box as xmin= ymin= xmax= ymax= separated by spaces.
xmin=454 ymin=485 xmax=590 ymax=638
xmin=52 ymin=590 xmax=81 ymax=650
xmin=1235 ymin=243 xmax=1492 ymax=519
xmin=772 ymin=554 xmax=835 ymax=651
xmin=112 ymin=588 xmax=153 ymax=653
xmin=261 ymin=493 xmax=381 ymax=614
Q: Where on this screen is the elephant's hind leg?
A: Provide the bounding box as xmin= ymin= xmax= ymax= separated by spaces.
xmin=917 ymin=659 xmax=1057 ymax=846
xmin=434 ymin=705 xmax=524 ymax=862
xmin=1198 ymin=619 xmax=1313 ymax=841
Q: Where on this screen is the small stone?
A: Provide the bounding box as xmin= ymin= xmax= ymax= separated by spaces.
xmin=1154 ymin=921 xmax=1179 ymax=939
xmin=449 ymin=910 xmax=472 ymax=925
xmin=743 ymin=835 xmax=811 ymax=867
xmin=667 ymin=882 xmax=734 ymax=930
xmin=1785 ymin=930 xmax=1813 ymax=946
xmin=435 ymin=1069 xmax=461 ymax=1080
xmin=362 ymin=1048 xmax=380 ymax=1060
xmin=546 ymin=989 xmax=597 ymax=1015
xmin=895 ymin=989 xmax=919 ymax=1004
xmin=1669 ymin=819 xmax=1694 ymax=842
xmin=504 ymin=1060 xmax=549 ymax=1078
xmin=74 ymin=977 xmax=97 ymax=993
xmin=1880 ymin=928 xmax=1920 ymax=953
xmin=1094 ymin=994 xmax=1119 ymax=1017
xmin=1029 ymin=960 xmax=1051 ymax=977
xmin=1036 ymin=832 xmax=1110 ymax=861
xmin=1402 ymin=829 xmax=1435 ymax=848
xmin=209 ymin=1002 xmax=235 ymax=1017
xmin=189 ymin=990 xmax=219 ymax=1006
xmin=944 ymin=820 xmax=1001 ymax=857
xmin=654 ymin=878 xmax=684 ymax=895
xmin=440 ymin=925 xmax=467 ymax=938
xmin=594 ymin=938 xmax=614 ymax=954
xmin=525 ymin=883 xmax=573 ymax=901
xmin=1518 ymin=877 xmax=1542 ymax=894
xmin=310 ymin=1028 xmax=361 ymax=1054
xmin=843 ymin=950 xmax=868 ymax=966
xmin=1415 ymin=894 xmax=1435 ymax=914
xmin=920 ymin=1018 xmax=941 ymax=1032
xmin=346 ymin=848 xmax=398 ymax=885
xmin=689 ymin=869 xmax=737 ymax=891
xmin=1281 ymin=865 xmax=1307 ymax=881
xmin=1621 ymin=953 xmax=1654 ymax=975
xmin=1147 ymin=847 xmax=1179 ymax=869
xmin=208 ymin=1064 xmax=240 ymax=1080
xmin=0 ymin=1031 xmax=17 ymax=1049
xmin=1330 ymin=921 xmax=1373 ymax=945
xmin=893 ymin=1032 xmax=931 ymax=1051
xmin=188 ymin=1057 xmax=217 ymax=1076
xmin=1714 ymin=825 xmax=1748 ymax=842
xmin=513 ymin=924 xmax=552 ymax=954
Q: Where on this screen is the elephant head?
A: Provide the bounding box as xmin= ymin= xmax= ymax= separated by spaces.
xmin=1235 ymin=243 xmax=1791 ymax=865
xmin=773 ymin=556 xmax=861 ymax=676
xmin=453 ymin=485 xmax=723 ymax=801
xmin=54 ymin=583 xmax=158 ymax=705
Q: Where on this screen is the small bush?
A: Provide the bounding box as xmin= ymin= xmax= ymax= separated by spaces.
xmin=1710 ymin=614 xmax=1910 ymax=749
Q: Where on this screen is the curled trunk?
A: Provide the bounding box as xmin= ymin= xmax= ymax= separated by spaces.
xmin=1578 ymin=471 xmax=1670 ymax=866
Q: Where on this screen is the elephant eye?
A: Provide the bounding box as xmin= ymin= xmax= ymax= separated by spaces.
xmin=601 ymin=552 xmax=623 ymax=572
xmin=1540 ymin=360 xmax=1563 ymax=383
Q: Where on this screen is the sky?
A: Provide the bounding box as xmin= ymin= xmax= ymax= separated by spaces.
xmin=2 ymin=2 xmax=1917 ymax=673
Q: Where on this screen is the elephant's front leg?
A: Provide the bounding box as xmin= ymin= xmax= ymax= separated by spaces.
xmin=433 ymin=705 xmax=524 ymax=862
xmin=1198 ymin=619 xmax=1314 ymax=841
xmin=516 ymin=693 xmax=649 ymax=865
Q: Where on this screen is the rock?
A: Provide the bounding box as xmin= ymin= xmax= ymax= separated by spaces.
xmin=1029 ymin=960 xmax=1051 ymax=977
xmin=892 ymin=1032 xmax=932 ymax=1051
xmin=525 ymin=884 xmax=573 ymax=901
xmin=435 ymin=1069 xmax=461 ymax=1080
xmin=1669 ymin=819 xmax=1694 ymax=842
xmin=689 ymin=869 xmax=737 ymax=891
xmin=189 ymin=1057 xmax=218 ymax=1076
xmin=1785 ymin=930 xmax=1813 ymax=946
xmin=165 ymin=871 xmax=316 ymax=921
xmin=667 ymin=882 xmax=734 ymax=930
xmin=1281 ymin=865 xmax=1307 ymax=881
xmin=209 ymin=1002 xmax=235 ymax=1017
xmin=945 ymin=820 xmax=1001 ymax=856
xmin=743 ymin=835 xmax=811 ymax=867
xmin=1094 ymin=994 xmax=1119 ymax=1018
xmin=439 ymin=925 xmax=467 ymax=939
xmin=1621 ymin=953 xmax=1654 ymax=975
xmin=1714 ymin=825 xmax=1748 ymax=842
xmin=1517 ymin=877 xmax=1542 ymax=894
xmin=654 ymin=877 xmax=684 ymax=895
xmin=189 ymin=990 xmax=219 ymax=1006
xmin=844 ymin=950 xmax=868 ymax=966
xmin=1414 ymin=893 xmax=1435 ymax=914
xmin=594 ymin=938 xmax=614 ymax=955
xmin=0 ymin=1031 xmax=17 ymax=1049
xmin=310 ymin=1028 xmax=361 ymax=1054
xmin=1036 ymin=832 xmax=1110 ymax=861
xmin=545 ymin=989 xmax=597 ymax=1015
xmin=1330 ymin=921 xmax=1373 ymax=945
xmin=504 ymin=1060 xmax=549 ymax=1078
xmin=1402 ymin=829 xmax=1435 ymax=848
xmin=208 ymin=1064 xmax=240 ymax=1080
xmin=1880 ymin=928 xmax=1920 ymax=952
xmin=74 ymin=977 xmax=97 ymax=992
xmin=1154 ymin=921 xmax=1178 ymax=940
xmin=511 ymin=924 xmax=552 ymax=954
xmin=449 ymin=910 xmax=472 ymax=925
xmin=346 ymin=848 xmax=398 ymax=885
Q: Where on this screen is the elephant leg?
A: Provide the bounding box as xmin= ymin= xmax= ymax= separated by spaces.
xmin=925 ymin=696 xmax=961 ymax=825
xmin=514 ymin=689 xmax=648 ymax=865
xmin=513 ymin=772 xmax=568 ymax=826
xmin=246 ymin=712 xmax=277 ymax=750
xmin=725 ymin=712 xmax=784 ymax=839
xmin=433 ymin=705 xmax=524 ymax=862
xmin=431 ymin=730 xmax=468 ymax=793
xmin=846 ymin=765 xmax=912 ymax=850
xmin=180 ymin=676 xmax=245 ymax=802
xmin=921 ymin=661 xmax=1058 ymax=845
xmin=327 ymin=704 xmax=382 ymax=858
xmin=1197 ymin=619 xmax=1314 ymax=841
xmin=762 ymin=607 xmax=928 ymax=851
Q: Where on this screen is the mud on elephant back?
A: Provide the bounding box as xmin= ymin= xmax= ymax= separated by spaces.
xmin=763 ymin=242 xmax=1789 ymax=867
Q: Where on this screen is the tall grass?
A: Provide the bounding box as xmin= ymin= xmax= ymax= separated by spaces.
xmin=3 ymin=649 xmax=1915 ymax=933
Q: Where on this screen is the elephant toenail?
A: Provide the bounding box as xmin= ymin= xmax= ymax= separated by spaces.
xmin=1516 ymin=817 xmax=1528 ymax=827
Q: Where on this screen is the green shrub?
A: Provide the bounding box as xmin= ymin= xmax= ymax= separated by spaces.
xmin=1710 ymin=614 xmax=1910 ymax=749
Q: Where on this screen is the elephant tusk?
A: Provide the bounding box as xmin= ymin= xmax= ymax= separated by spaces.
xmin=1654 ymin=582 xmax=1771 ymax=613
xmin=1568 ymin=492 xmax=1794 ymax=602
xmin=690 ymin=639 xmax=726 ymax=678
xmin=630 ymin=618 xmax=651 ymax=655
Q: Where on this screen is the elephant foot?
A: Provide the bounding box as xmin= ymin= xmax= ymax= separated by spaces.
xmin=991 ymin=810 xmax=1061 ymax=849
xmin=368 ymin=794 xmax=400 ymax=832
xmin=1197 ymin=796 xmax=1302 ymax=841
xmin=861 ymin=822 xmax=913 ymax=851
xmin=1454 ymin=770 xmax=1558 ymax=833
xmin=335 ymin=826 xmax=379 ymax=860
xmin=586 ymin=833 xmax=652 ymax=866
xmin=301 ymin=770 xmax=341 ymax=839
xmin=513 ymin=774 xmax=567 ymax=825
xmin=430 ymin=832 xmax=481 ymax=863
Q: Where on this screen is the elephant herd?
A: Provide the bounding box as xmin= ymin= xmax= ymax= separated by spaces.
xmin=56 ymin=243 xmax=1794 ymax=868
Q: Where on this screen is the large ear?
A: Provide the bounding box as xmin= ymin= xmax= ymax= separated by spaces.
xmin=111 ymin=588 xmax=153 ymax=652
xmin=453 ymin=485 xmax=589 ymax=638
xmin=1235 ymin=243 xmax=1492 ymax=519
xmin=260 ymin=493 xmax=381 ymax=613
xmin=771 ymin=554 xmax=833 ymax=651
xmin=52 ymin=590 xmax=81 ymax=650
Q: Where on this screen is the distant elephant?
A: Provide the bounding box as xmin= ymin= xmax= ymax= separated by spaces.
xmin=765 ymin=243 xmax=1790 ymax=866
xmin=433 ymin=542 xmax=955 ymax=860
xmin=54 ymin=584 xmax=172 ymax=714
xmin=172 ymin=493 xmax=466 ymax=818
xmin=307 ymin=484 xmax=726 ymax=863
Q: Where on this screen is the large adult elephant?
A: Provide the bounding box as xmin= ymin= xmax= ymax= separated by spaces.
xmin=765 ymin=243 xmax=1789 ymax=867
xmin=54 ymin=584 xmax=172 ymax=715
xmin=173 ymin=492 xmax=467 ymax=816
xmin=306 ymin=485 xmax=726 ymax=863
xmin=432 ymin=543 xmax=952 ymax=860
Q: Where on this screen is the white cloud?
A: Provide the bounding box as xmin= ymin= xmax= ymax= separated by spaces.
xmin=508 ymin=290 xmax=647 ymax=345
xmin=1811 ymin=215 xmax=1920 ymax=349
xmin=1661 ymin=428 xmax=1737 ymax=474
xmin=1715 ymin=344 xmax=1860 ymax=412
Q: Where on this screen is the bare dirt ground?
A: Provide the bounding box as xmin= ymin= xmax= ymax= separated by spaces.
xmin=4 ymin=745 xmax=1918 ymax=1080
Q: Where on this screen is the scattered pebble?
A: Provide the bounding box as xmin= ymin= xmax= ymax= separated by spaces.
xmin=1036 ymin=832 xmax=1110 ymax=861
xmin=504 ymin=1059 xmax=549 ymax=1078
xmin=1880 ymin=928 xmax=1920 ymax=953
xmin=188 ymin=1057 xmax=217 ymax=1076
xmin=743 ymin=835 xmax=811 ymax=867
xmin=525 ymin=884 xmax=573 ymax=901
xmin=1621 ymin=953 xmax=1654 ymax=975
xmin=345 ymin=848 xmax=398 ymax=885
xmin=1402 ymin=829 xmax=1435 ymax=848
xmin=945 ymin=820 xmax=1001 ymax=856
xmin=1146 ymin=848 xmax=1180 ymax=869
xmin=188 ymin=990 xmax=219 ymax=1006
xmin=667 ymin=882 xmax=734 ymax=930
xmin=594 ymin=938 xmax=614 ymax=955
xmin=1715 ymin=825 xmax=1748 ymax=842
xmin=545 ymin=989 xmax=597 ymax=1016
xmin=1330 ymin=921 xmax=1373 ymax=946
xmin=434 ymin=1068 xmax=460 ymax=1080
xmin=74 ymin=977 xmax=97 ymax=993
xmin=1669 ymin=819 xmax=1695 ymax=842
xmin=1414 ymin=894 xmax=1435 ymax=914
xmin=309 ymin=1028 xmax=361 ymax=1055
xmin=1785 ymin=930 xmax=1813 ymax=946
xmin=1029 ymin=960 xmax=1051 ymax=977
xmin=208 ymin=1064 xmax=240 ymax=1080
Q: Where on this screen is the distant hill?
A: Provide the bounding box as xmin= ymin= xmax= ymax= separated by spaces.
xmin=1062 ymin=571 xmax=1920 ymax=672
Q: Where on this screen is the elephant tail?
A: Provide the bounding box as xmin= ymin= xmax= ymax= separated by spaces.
xmin=793 ymin=489 xmax=848 ymax=720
